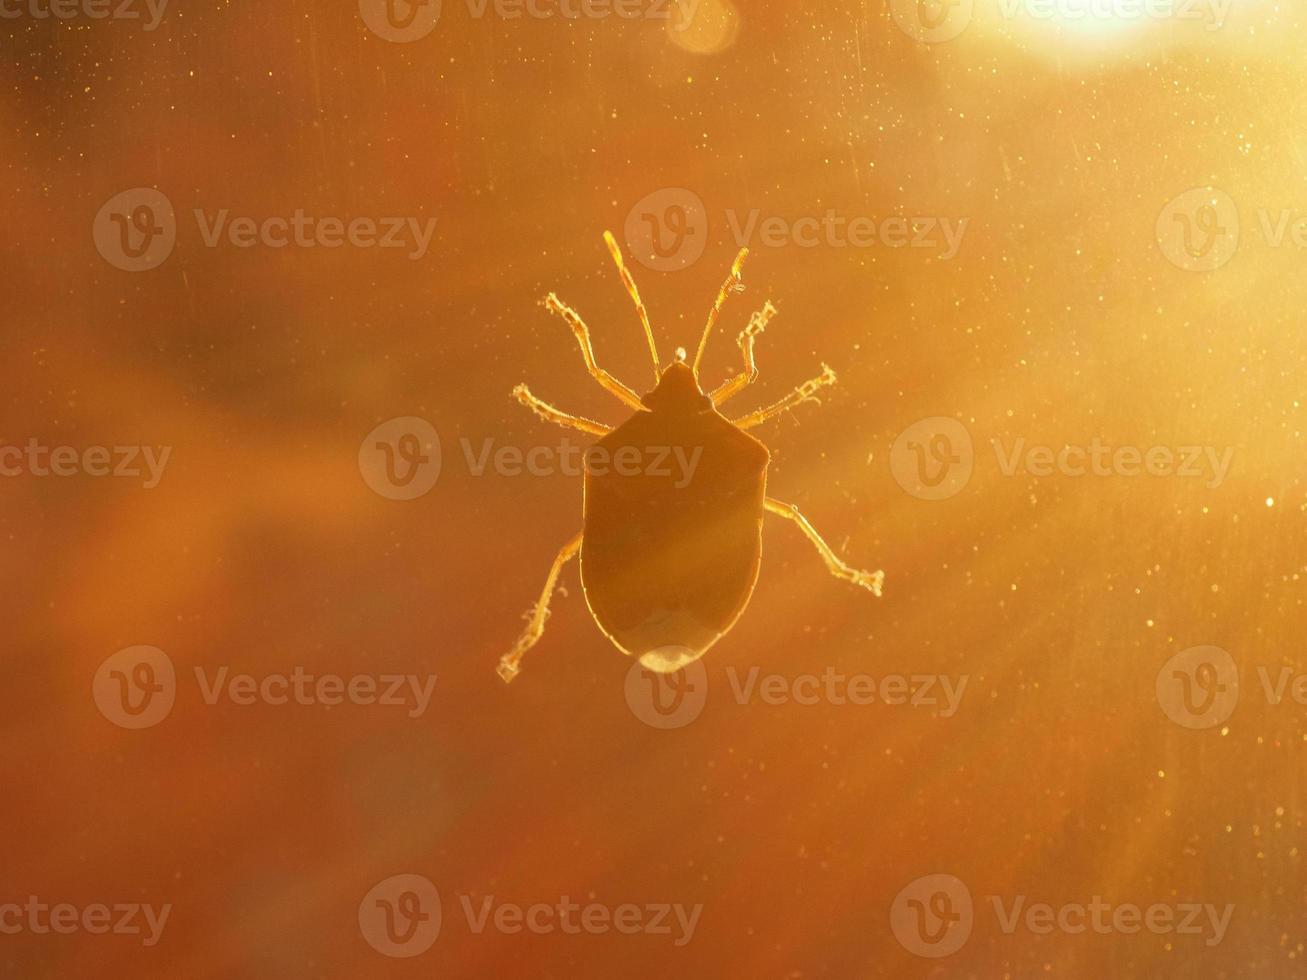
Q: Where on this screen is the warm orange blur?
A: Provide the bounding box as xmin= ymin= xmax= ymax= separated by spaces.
xmin=3 ymin=0 xmax=1306 ymax=976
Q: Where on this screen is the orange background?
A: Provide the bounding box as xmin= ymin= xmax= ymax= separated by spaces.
xmin=3 ymin=1 xmax=1306 ymax=976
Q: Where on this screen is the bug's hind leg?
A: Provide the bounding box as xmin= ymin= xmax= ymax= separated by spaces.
xmin=764 ymin=498 xmax=884 ymax=596
xmin=542 ymin=293 xmax=646 ymax=412
xmin=732 ymin=363 xmax=838 ymax=429
xmin=710 ymin=300 xmax=778 ymax=407
xmin=512 ymin=384 xmax=611 ymax=437
xmin=497 ymin=531 xmax=584 ymax=683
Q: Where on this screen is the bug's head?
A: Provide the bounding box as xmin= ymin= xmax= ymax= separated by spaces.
xmin=642 ymin=348 xmax=712 ymax=414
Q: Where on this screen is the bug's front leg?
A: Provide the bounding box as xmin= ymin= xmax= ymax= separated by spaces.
xmin=732 ymin=364 xmax=838 ymax=429
xmin=542 ymin=292 xmax=647 ymax=411
xmin=710 ymin=300 xmax=778 ymax=408
xmin=497 ymin=531 xmax=584 ymax=683
xmin=764 ymin=498 xmax=884 ymax=596
xmin=512 ymin=384 xmax=611 ymax=437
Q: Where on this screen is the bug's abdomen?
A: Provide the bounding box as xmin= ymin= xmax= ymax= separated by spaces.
xmin=579 ymin=408 xmax=769 ymax=671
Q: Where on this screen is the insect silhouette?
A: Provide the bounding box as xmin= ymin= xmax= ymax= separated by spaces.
xmin=496 ymin=232 xmax=884 ymax=684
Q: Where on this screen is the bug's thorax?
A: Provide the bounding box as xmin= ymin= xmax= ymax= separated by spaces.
xmin=640 ymin=360 xmax=713 ymax=416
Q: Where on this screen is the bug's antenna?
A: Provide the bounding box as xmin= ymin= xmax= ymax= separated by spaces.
xmin=602 ymin=231 xmax=661 ymax=386
xmin=692 ymin=247 xmax=749 ymax=380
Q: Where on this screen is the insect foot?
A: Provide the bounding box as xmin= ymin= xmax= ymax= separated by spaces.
xmin=763 ymin=497 xmax=884 ymax=598
xmin=799 ymin=364 xmax=839 ymax=404
xmin=852 ymin=567 xmax=887 ymax=597
xmin=733 ymin=363 xmax=839 ymax=429
xmin=497 ymin=605 xmax=550 ymax=684
xmin=496 ymin=531 xmax=583 ymax=683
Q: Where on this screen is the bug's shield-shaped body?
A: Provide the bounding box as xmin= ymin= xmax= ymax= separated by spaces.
xmin=580 ymin=363 xmax=770 ymax=673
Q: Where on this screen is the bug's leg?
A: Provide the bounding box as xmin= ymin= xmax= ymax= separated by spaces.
xmin=691 ymin=247 xmax=750 ymax=380
xmin=512 ymin=384 xmax=611 ymax=437
xmin=732 ymin=364 xmax=838 ymax=430
xmin=710 ymin=300 xmax=777 ymax=407
xmin=541 ymin=293 xmax=646 ymax=411
xmin=764 ymin=497 xmax=884 ymax=596
xmin=602 ymin=231 xmax=662 ymax=387
xmin=497 ymin=531 xmax=584 ymax=683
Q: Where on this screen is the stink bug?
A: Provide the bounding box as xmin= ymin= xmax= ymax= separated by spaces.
xmin=496 ymin=232 xmax=884 ymax=684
